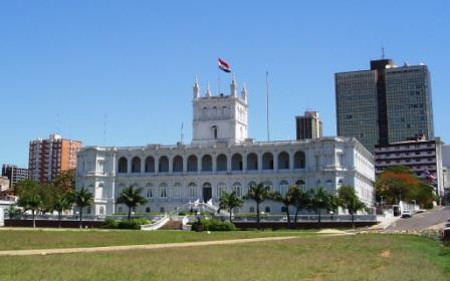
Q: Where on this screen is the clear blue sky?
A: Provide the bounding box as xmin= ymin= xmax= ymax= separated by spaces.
xmin=1 ymin=1 xmax=449 ymax=167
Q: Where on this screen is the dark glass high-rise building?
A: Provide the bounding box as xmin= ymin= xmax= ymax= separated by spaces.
xmin=335 ymin=59 xmax=434 ymax=152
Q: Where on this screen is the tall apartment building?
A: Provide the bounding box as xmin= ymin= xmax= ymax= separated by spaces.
xmin=29 ymin=134 xmax=82 ymax=183
xmin=1 ymin=164 xmax=29 ymax=188
xmin=374 ymin=137 xmax=444 ymax=198
xmin=296 ymin=111 xmax=322 ymax=140
xmin=335 ymin=59 xmax=434 ymax=152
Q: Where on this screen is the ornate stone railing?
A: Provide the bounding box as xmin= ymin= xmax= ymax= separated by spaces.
xmin=140 ymin=215 xmax=170 ymax=231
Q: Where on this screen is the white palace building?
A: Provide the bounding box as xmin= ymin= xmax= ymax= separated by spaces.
xmin=76 ymin=78 xmax=375 ymax=216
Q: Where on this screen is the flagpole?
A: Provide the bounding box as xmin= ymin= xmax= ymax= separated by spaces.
xmin=266 ymin=71 xmax=270 ymax=141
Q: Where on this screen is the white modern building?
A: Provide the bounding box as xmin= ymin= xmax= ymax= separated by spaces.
xmin=76 ymin=78 xmax=375 ymax=216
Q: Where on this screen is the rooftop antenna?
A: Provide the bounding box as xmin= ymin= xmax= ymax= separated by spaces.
xmin=381 ymin=47 xmax=385 ymax=59
xmin=265 ymin=71 xmax=270 ymax=141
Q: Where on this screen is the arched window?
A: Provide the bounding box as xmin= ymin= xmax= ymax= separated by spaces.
xmin=278 ymin=152 xmax=290 ymax=170
xmin=131 ymin=157 xmax=141 ymax=173
xmin=118 ymin=157 xmax=127 ymax=173
xmin=159 ymin=156 xmax=169 ymax=173
xmin=265 ymin=206 xmax=271 ymax=213
xmin=212 ymin=106 xmax=217 ymax=119
xmin=201 ymin=155 xmax=212 ymax=172
xmin=247 ymin=153 xmax=258 ymax=170
xmin=281 ymin=206 xmax=288 ymax=213
xmin=118 ymin=206 xmax=123 ymax=213
xmin=212 ymin=125 xmax=218 ymax=139
xmin=295 ymin=179 xmax=305 ymax=189
xmin=231 ymin=153 xmax=243 ymax=171
xmin=279 ymin=180 xmax=289 ymax=195
xmin=160 ymin=207 xmax=165 ymax=213
xmin=146 ymin=183 xmax=153 ymax=198
xmin=96 ymin=183 xmax=104 ymax=199
xmin=145 ymin=207 xmax=151 ymax=213
xmin=338 ymin=178 xmax=344 ymax=187
xmin=187 ymin=155 xmax=198 ymax=172
xmin=173 ymin=183 xmax=182 ymax=197
xmin=172 ymin=155 xmax=183 ymax=173
xmin=294 ymin=151 xmax=306 ymax=169
xmin=248 ymin=181 xmax=257 ymax=190
xmin=216 ymin=154 xmax=227 ymax=171
xmin=217 ymin=182 xmax=227 ymax=197
xmin=262 ymin=152 xmax=274 ymax=170
xmin=233 ymin=182 xmax=242 ymax=197
xmin=145 ymin=156 xmax=155 ymax=173
xmin=249 ymin=207 xmax=255 ymax=213
xmin=160 ymin=183 xmax=168 ymax=198
xmin=188 ymin=182 xmax=197 ymax=197
xmin=202 ymin=107 xmax=207 ymax=118
xmin=99 ymin=206 xmax=105 ymax=215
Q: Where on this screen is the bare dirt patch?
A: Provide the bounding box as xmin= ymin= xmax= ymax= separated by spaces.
xmin=378 ymin=249 xmax=391 ymax=257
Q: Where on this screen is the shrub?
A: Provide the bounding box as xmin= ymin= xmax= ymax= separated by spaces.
xmin=102 ymin=218 xmax=119 ymax=229
xmin=191 ymin=219 xmax=236 ymax=232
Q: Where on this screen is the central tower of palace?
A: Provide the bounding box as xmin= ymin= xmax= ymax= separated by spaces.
xmin=191 ymin=77 xmax=248 ymax=145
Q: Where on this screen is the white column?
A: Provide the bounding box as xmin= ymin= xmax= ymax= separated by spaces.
xmin=258 ymin=151 xmax=263 ymax=172
xmin=289 ymin=151 xmax=295 ymax=172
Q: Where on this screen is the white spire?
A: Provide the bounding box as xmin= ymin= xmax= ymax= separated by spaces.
xmin=231 ymin=75 xmax=237 ymax=97
xmin=205 ymin=82 xmax=211 ymax=97
xmin=241 ymin=82 xmax=247 ymax=101
xmin=193 ymin=75 xmax=199 ymax=99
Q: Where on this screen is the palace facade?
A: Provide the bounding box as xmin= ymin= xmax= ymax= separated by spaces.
xmin=76 ymin=78 xmax=375 ymax=215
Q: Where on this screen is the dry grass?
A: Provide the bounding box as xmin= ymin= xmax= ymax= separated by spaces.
xmin=0 ymin=234 xmax=448 ymax=281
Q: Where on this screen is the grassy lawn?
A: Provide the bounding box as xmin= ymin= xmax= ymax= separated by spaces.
xmin=0 ymin=233 xmax=449 ymax=280
xmin=0 ymin=229 xmax=313 ymax=250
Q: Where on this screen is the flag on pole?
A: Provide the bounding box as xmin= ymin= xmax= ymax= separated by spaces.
xmin=218 ymin=58 xmax=231 ymax=73
xmin=424 ymin=170 xmax=436 ymax=182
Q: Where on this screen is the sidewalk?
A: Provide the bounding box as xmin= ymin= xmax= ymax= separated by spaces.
xmin=0 ymin=236 xmax=299 ymax=257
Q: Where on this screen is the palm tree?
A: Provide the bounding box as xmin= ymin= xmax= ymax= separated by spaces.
xmin=310 ymin=187 xmax=332 ymax=227
xmin=116 ymin=185 xmax=147 ymax=220
xmin=244 ymin=182 xmax=271 ymax=230
xmin=291 ymin=186 xmax=311 ymax=224
xmin=218 ymin=191 xmax=244 ymax=222
xmin=273 ymin=185 xmax=297 ymax=227
xmin=338 ymin=185 xmax=366 ymax=229
xmin=73 ymin=187 xmax=94 ymax=228
xmin=17 ymin=192 xmax=42 ymax=228
xmin=52 ymin=192 xmax=74 ymax=228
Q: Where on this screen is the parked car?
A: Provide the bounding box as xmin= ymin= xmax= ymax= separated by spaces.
xmin=401 ymin=209 xmax=412 ymax=218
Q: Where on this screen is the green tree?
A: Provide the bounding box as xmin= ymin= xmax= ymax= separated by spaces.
xmin=116 ymin=185 xmax=147 ymax=220
xmin=244 ymin=182 xmax=272 ymax=230
xmin=310 ymin=187 xmax=333 ymax=227
xmin=52 ymin=191 xmax=75 ymax=228
xmin=16 ymin=180 xmax=42 ymax=228
xmin=273 ymin=185 xmax=298 ymax=227
xmin=291 ymin=186 xmax=312 ymax=224
xmin=218 ymin=191 xmax=243 ymax=222
xmin=73 ymin=187 xmax=94 ymax=228
xmin=337 ymin=185 xmax=366 ymax=229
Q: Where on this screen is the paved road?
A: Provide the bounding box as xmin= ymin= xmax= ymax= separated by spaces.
xmin=386 ymin=206 xmax=450 ymax=232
